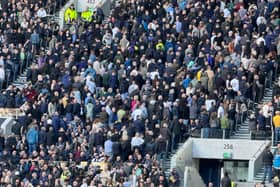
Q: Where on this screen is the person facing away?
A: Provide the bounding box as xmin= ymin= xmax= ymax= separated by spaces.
xmin=262 ymin=146 xmax=274 ymax=183
xmin=221 ymin=172 xmax=232 ymax=187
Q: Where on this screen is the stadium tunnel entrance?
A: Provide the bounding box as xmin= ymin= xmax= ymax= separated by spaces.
xmin=198 ymin=159 xmax=249 ymax=187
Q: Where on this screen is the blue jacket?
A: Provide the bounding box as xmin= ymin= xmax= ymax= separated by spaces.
xmin=274 ymin=154 xmax=280 ymax=168
xmin=84 ymin=67 xmax=96 ymax=78
xmin=109 ymin=75 xmax=118 ymax=90
xmin=30 ymin=33 xmax=40 ymax=44
xmin=182 ymin=78 xmax=191 ymax=89
xmin=62 ymin=74 xmax=71 ymax=88
xmin=26 ymin=127 xmax=38 ymax=144
xmin=52 ymin=115 xmax=60 ymax=132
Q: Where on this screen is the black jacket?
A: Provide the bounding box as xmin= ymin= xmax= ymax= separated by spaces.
xmin=221 ymin=176 xmax=231 ymax=187
xmin=262 ymin=150 xmax=274 ymax=166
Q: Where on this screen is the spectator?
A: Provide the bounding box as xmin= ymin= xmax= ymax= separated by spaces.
xmin=0 ymin=0 xmax=278 ymax=186
xmin=0 ymin=64 xmax=4 ymax=89
xmin=221 ymin=172 xmax=232 ymax=187
xmin=274 ymin=150 xmax=280 ymax=180
xmin=0 ymin=130 xmax=4 ymax=155
xmin=249 ymin=113 xmax=257 ymax=139
xmin=262 ymin=146 xmax=274 ymax=184
xmin=30 ymin=30 xmax=40 ymax=55
xmin=274 ymin=111 xmax=280 ymax=145
xmin=26 ymin=125 xmax=38 ymax=155
xmin=37 ymin=7 xmax=47 ymax=18
xmin=221 ymin=113 xmax=230 ymax=139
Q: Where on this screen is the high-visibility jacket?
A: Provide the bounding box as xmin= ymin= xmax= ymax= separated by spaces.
xmin=156 ymin=42 xmax=164 ymax=51
xmin=64 ymin=7 xmax=77 ymax=22
xmin=81 ymin=10 xmax=92 ymax=22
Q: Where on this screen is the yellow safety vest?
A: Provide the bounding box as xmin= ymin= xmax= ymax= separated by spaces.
xmin=81 ymin=11 xmax=92 ymax=22
xmin=156 ymin=42 xmax=165 ymax=51
xmin=64 ymin=8 xmax=72 ymax=22
xmin=70 ymin=10 xmax=77 ymax=21
xmin=64 ymin=8 xmax=77 ymax=22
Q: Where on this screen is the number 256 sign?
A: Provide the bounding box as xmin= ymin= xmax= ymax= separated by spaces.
xmin=224 ymin=144 xmax=233 ymax=150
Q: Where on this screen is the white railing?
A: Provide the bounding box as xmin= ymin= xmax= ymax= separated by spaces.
xmin=248 ymin=140 xmax=270 ymax=181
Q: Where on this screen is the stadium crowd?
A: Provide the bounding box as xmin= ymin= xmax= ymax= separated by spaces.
xmin=0 ymin=0 xmax=279 ymax=186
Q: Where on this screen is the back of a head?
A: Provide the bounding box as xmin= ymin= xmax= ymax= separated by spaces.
xmin=224 ymin=172 xmax=228 ymax=177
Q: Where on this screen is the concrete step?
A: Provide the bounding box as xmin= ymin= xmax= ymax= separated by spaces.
xmin=263 ymin=96 xmax=272 ymax=99
xmin=162 ymin=142 xmax=184 ymax=185
xmin=254 ymin=167 xmax=265 ymax=182
xmin=16 ymin=75 xmax=26 ymax=79
xmin=237 ymin=130 xmax=249 ymax=134
xmin=231 ymin=135 xmax=249 ymax=139
xmin=239 ymin=126 xmax=249 ymax=130
xmin=13 ymin=82 xmax=26 ymax=85
xmin=238 ymin=126 xmax=249 ymax=130
xmin=235 ymin=131 xmax=249 ymax=135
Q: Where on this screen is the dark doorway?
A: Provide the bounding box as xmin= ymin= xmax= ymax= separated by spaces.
xmin=199 ymin=159 xmax=222 ymax=187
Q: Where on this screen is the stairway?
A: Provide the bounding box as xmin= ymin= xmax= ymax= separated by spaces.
xmin=162 ymin=143 xmax=184 ymax=187
xmin=254 ymin=146 xmax=279 ymax=183
xmin=231 ymin=117 xmax=251 ymax=139
xmin=12 ymin=68 xmax=29 ymax=89
xmin=254 ymin=166 xmax=274 ymax=187
xmin=231 ymin=83 xmax=276 ymax=184
xmin=254 ymin=166 xmax=265 ymax=182
xmin=231 ymin=86 xmax=274 ymax=140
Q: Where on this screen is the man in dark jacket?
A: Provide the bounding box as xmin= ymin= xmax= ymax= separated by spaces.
xmin=262 ymin=146 xmax=274 ymax=184
xmin=170 ymin=116 xmax=181 ymax=151
xmin=155 ymin=135 xmax=167 ymax=161
xmin=199 ymin=109 xmax=210 ymax=138
xmin=0 ymin=132 xmax=4 ymax=154
xmin=221 ymin=172 xmax=231 ymax=187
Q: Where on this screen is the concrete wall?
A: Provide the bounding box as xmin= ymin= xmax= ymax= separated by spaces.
xmin=170 ymin=138 xmax=271 ymax=186
xmin=192 ymin=138 xmax=270 ymax=160
xmin=184 ymin=166 xmax=206 ymax=187
xmin=170 ymin=138 xmax=193 ymax=177
xmin=248 ymin=141 xmax=268 ymax=181
xmin=234 ymin=182 xmax=273 ymax=187
xmin=76 ymin=0 xmax=111 ymax=13
xmin=0 ymin=117 xmax=15 ymax=135
xmin=170 ymin=139 xmax=206 ymax=187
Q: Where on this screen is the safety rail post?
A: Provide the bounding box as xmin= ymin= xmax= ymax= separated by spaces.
xmin=222 ymin=129 xmax=226 ymax=139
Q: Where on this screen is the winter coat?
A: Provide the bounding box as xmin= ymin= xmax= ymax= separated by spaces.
xmin=262 ymin=150 xmax=274 ymax=166
xmin=199 ymin=113 xmax=210 ymax=128
xmin=26 ymin=127 xmax=38 ymax=144
xmin=274 ymin=154 xmax=280 ymax=169
xmin=86 ymin=103 xmax=94 ymax=120
xmin=189 ymin=103 xmax=198 ymax=119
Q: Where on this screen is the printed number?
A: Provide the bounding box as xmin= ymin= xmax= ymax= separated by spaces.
xmin=224 ymin=144 xmax=233 ymax=149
